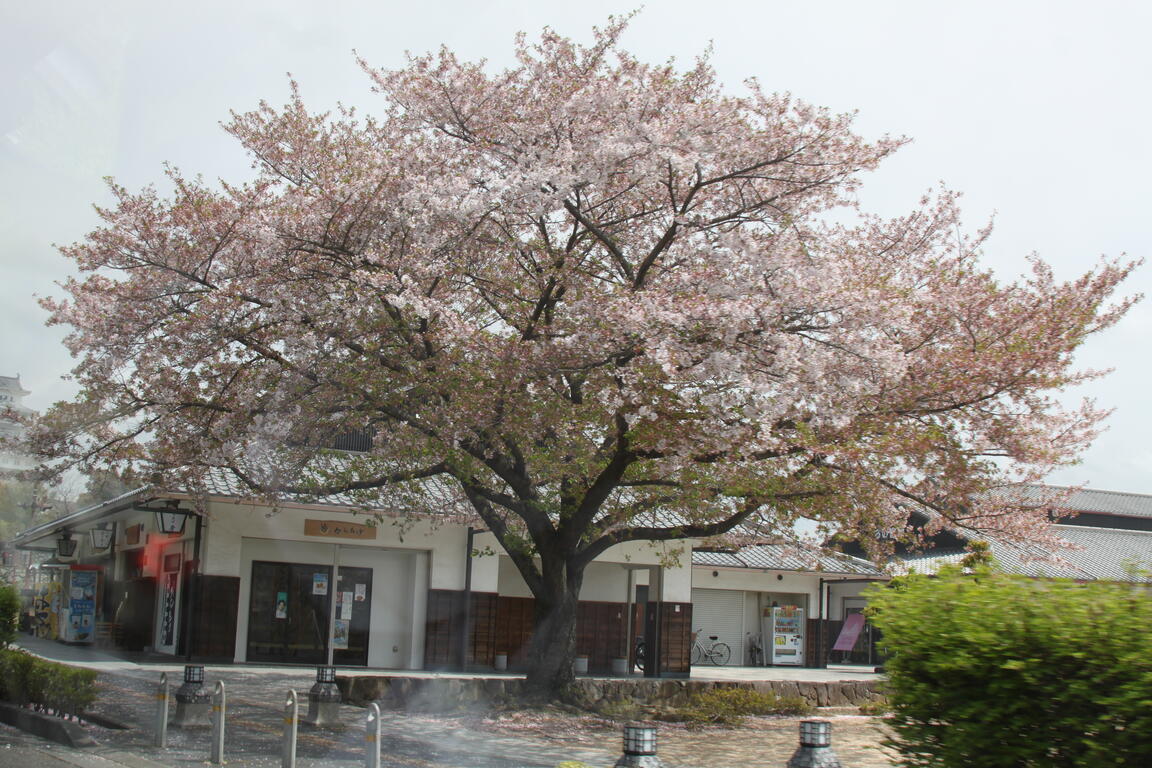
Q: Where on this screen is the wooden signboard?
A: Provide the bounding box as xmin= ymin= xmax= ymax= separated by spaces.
xmin=124 ymin=523 xmax=144 ymax=546
xmin=303 ymin=519 xmax=377 ymax=540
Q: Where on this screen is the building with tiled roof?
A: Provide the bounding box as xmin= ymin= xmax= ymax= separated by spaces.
xmin=893 ymin=485 xmax=1152 ymax=582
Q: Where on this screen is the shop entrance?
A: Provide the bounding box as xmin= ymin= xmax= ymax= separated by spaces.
xmin=246 ymin=561 xmax=374 ymax=665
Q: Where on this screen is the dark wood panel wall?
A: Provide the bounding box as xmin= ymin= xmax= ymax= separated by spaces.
xmin=494 ymin=596 xmax=534 ymax=669
xmin=658 ymin=602 xmax=692 ymax=674
xmin=806 ymin=617 xmax=825 ymax=668
xmin=424 ymin=589 xmax=692 ymax=674
xmin=575 ymin=601 xmax=631 ymax=672
xmin=424 ymin=589 xmax=463 ymax=667
xmin=188 ymin=575 xmax=240 ymax=659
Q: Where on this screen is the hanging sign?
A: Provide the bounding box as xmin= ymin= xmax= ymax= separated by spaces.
xmin=304 ymin=519 xmax=377 ymax=540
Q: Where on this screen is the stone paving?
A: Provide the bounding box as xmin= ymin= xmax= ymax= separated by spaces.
xmin=6 ymin=637 xmax=897 ymax=767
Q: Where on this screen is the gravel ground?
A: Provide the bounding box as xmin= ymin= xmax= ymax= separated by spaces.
xmin=73 ymin=669 xmax=897 ymax=767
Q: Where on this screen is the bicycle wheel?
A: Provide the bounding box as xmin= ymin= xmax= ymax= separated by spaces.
xmin=690 ymin=643 xmax=702 ymax=665
xmin=711 ymin=642 xmax=731 ymax=665
xmin=635 ymin=642 xmax=647 ymax=672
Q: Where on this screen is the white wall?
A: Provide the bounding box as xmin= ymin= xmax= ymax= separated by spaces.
xmin=694 ymin=568 xmax=888 ymax=619
xmin=492 ymin=538 xmax=693 ymax=603
xmin=825 ymin=579 xmax=885 ymax=620
xmin=694 ymin=566 xmax=821 ymax=610
xmin=200 ymin=500 xmax=465 ymax=588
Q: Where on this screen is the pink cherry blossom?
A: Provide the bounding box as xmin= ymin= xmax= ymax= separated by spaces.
xmin=24 ymin=18 xmax=1138 ymax=698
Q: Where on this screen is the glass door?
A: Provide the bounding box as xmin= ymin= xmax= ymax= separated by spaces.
xmin=246 ymin=561 xmax=374 ymax=665
xmin=247 ymin=561 xmax=332 ymax=664
xmin=332 ymin=566 xmax=373 ymax=666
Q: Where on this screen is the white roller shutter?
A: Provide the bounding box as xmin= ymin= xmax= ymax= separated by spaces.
xmin=690 ymin=588 xmax=745 ymax=666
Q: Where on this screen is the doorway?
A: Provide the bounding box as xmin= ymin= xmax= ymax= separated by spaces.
xmin=246 ymin=561 xmax=374 ymax=665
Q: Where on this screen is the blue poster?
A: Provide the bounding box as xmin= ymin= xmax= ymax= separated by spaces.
xmin=66 ymin=569 xmax=98 ymax=643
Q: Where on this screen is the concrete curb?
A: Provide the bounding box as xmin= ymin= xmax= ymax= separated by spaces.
xmin=0 ymin=701 xmax=97 ymax=748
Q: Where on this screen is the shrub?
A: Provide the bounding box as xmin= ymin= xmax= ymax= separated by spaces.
xmin=681 ymin=686 xmax=812 ymax=726
xmin=0 ymin=581 xmax=19 ymax=647
xmin=866 ymin=566 xmax=1152 ymax=767
xmin=0 ymin=648 xmax=98 ymax=717
xmin=595 ymin=699 xmax=645 ymax=721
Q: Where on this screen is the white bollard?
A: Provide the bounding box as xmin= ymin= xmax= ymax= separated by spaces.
xmin=282 ymin=689 xmax=298 ymax=768
xmin=210 ymin=680 xmax=226 ymax=765
xmin=364 ymin=702 xmax=381 ymax=768
xmin=154 ymin=672 xmax=169 ymax=748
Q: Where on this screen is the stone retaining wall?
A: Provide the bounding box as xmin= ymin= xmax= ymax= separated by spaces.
xmin=339 ymin=675 xmax=882 ymax=712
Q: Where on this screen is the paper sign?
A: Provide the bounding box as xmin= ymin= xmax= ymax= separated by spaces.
xmin=332 ymin=619 xmax=349 ymax=649
xmin=313 ymin=573 xmax=328 ymax=595
xmin=354 ymin=584 xmax=366 ymax=602
xmin=275 ymin=592 xmax=288 ymax=619
xmin=341 ymin=592 xmax=353 ymax=620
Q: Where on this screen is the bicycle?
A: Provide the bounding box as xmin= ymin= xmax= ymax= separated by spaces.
xmin=690 ymin=629 xmax=731 ymax=666
xmin=746 ymin=632 xmax=763 ymax=666
xmin=635 ymin=638 xmax=647 ymax=672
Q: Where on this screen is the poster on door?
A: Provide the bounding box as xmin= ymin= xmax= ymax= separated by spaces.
xmin=332 ymin=619 xmax=349 ymax=649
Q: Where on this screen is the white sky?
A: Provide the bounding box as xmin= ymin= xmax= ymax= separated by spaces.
xmin=2 ymin=0 xmax=1149 ymax=492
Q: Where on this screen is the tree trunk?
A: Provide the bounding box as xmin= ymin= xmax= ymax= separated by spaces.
xmin=521 ymin=556 xmax=584 ymax=701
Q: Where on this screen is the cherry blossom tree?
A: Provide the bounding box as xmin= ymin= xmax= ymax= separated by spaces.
xmin=32 ymin=20 xmax=1136 ymax=698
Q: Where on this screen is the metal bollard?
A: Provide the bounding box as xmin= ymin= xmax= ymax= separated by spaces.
xmin=787 ymin=719 xmax=842 ymax=768
xmin=154 ymin=672 xmax=169 ymax=748
xmin=282 ymin=689 xmax=298 ymax=768
xmin=615 ymin=723 xmax=664 ymax=767
xmin=210 ymin=680 xmax=226 ymax=765
xmin=364 ymin=702 xmax=381 ymax=768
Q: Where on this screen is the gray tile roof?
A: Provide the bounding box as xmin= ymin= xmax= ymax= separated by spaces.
xmin=693 ymin=543 xmax=884 ymax=576
xmin=195 ymin=466 xmax=369 ymax=507
xmin=992 ymin=484 xmax=1152 ymax=519
xmin=898 ymin=524 xmax=1152 ymax=582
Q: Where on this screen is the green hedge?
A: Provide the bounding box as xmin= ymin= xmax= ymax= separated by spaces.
xmin=866 ymin=566 xmax=1152 ymax=767
xmin=0 ymin=648 xmax=98 ymax=718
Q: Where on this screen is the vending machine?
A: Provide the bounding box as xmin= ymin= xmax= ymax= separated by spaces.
xmin=765 ymin=605 xmax=805 ymax=666
xmin=60 ymin=566 xmax=99 ymax=644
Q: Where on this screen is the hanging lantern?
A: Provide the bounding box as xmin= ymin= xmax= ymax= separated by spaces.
xmin=56 ymin=531 xmax=78 ymax=558
xmin=154 ymin=503 xmax=188 ymax=535
xmin=89 ymin=523 xmax=114 ymax=550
